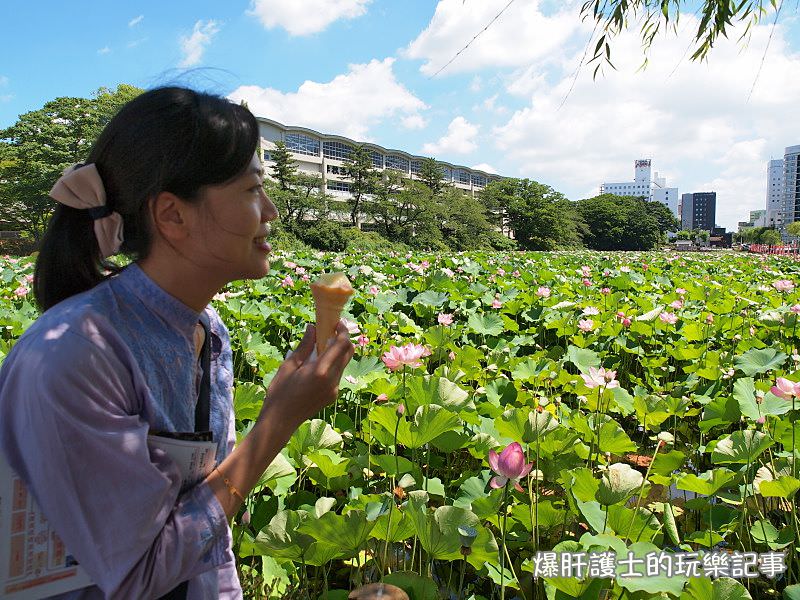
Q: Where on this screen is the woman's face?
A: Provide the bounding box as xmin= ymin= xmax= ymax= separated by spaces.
xmin=191 ymin=153 xmax=278 ymax=283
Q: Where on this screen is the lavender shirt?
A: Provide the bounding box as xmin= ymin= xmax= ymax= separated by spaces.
xmin=0 ymin=264 xmax=243 ymax=599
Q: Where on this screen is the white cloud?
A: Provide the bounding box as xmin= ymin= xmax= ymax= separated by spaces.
xmin=127 ymin=38 xmax=147 ymax=49
xmin=97 ymin=46 xmax=111 ymax=55
xmin=489 ymin=18 xmax=800 ymax=230
xmin=422 ymin=117 xmax=479 ymax=155
xmin=404 ymin=0 xmax=582 ymax=76
xmin=128 ymin=15 xmax=144 ymax=27
xmin=248 ymin=0 xmax=371 ymax=36
xmin=0 ymin=75 xmax=9 ymax=87
xmin=472 ymin=162 xmax=498 ymax=174
xmin=470 ymin=75 xmax=482 ymax=92
xmin=179 ymin=20 xmax=220 ymax=68
xmin=402 ymin=114 xmax=428 ymax=130
xmin=228 ymin=58 xmax=427 ymax=140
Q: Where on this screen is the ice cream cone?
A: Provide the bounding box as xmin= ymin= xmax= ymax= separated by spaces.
xmin=310 ymin=272 xmax=354 ymax=355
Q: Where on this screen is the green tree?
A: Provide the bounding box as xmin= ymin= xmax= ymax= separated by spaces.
xmin=0 ymin=85 xmax=143 ymax=241
xmin=268 ymin=141 xmax=297 ymax=191
xmin=344 ymin=144 xmax=376 ymax=227
xmin=436 ymin=187 xmax=497 ymax=251
xmin=580 ymin=1 xmax=781 ymax=76
xmin=648 ymin=200 xmax=681 ymax=234
xmin=417 ymin=157 xmax=446 ymax=196
xmin=786 ymin=221 xmax=800 ymax=238
xmin=576 ymin=194 xmax=661 ymax=250
xmin=366 ymin=173 xmax=439 ymax=247
xmin=483 ymin=178 xmax=584 ymax=250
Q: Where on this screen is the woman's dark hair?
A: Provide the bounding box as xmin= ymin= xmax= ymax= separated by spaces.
xmin=34 ymin=86 xmax=259 ymax=311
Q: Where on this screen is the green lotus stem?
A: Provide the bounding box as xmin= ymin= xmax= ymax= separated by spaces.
xmin=624 ymin=442 xmax=660 ymax=543
xmin=458 ymin=556 xmax=467 ymax=600
xmin=500 ymin=483 xmax=509 ymax=600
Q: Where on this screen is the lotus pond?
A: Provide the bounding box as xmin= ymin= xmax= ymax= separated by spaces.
xmin=4 ymin=250 xmax=800 ymax=600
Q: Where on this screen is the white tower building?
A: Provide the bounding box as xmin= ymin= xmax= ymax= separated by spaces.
xmin=600 ymin=159 xmax=679 ymax=217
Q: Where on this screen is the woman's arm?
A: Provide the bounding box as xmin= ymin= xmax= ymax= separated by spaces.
xmin=207 ymin=321 xmax=354 ymax=518
xmin=0 ymin=327 xmax=231 ymax=598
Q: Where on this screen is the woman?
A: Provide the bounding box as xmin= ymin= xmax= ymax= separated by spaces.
xmin=0 ymin=87 xmax=354 ymax=598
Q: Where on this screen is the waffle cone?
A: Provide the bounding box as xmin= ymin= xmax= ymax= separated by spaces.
xmin=310 ymin=273 xmax=354 ymax=355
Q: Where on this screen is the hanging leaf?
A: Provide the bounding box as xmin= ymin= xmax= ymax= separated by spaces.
xmin=734 ymin=347 xmax=788 ymax=376
xmin=711 ymin=430 xmax=773 ymax=464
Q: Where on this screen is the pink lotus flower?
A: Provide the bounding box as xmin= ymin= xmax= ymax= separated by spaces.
xmin=14 ymin=286 xmax=29 ymax=297
xmin=774 ymin=280 xmax=795 ymax=292
xmin=368 ymin=285 xmax=380 ymax=295
xmin=582 ymin=278 xmax=592 ymax=287
xmin=512 ymin=270 xmax=520 ymax=278
xmin=670 ymin=300 xmax=684 ymax=309
xmin=301 ymin=274 xmax=310 ymax=282
xmin=375 ymin=393 xmax=389 ymax=402
xmin=582 ymin=306 xmax=600 ymax=316
xmin=676 ymin=288 xmax=687 ymax=296
xmin=442 ymin=267 xmax=454 ymax=277
xmin=616 ymin=311 xmax=626 ymax=321
xmin=280 ymin=275 xmax=294 ymax=288
xmin=791 ymin=304 xmax=800 ymax=314
xmin=578 ymin=319 xmax=594 ymax=332
xmin=24 ymin=274 xmax=34 ymax=283
xmin=581 ymin=266 xmax=591 ymax=277
xmin=342 ymin=318 xmax=360 ymax=335
xmin=488 ymin=442 xmax=533 ymax=492
xmin=284 ymin=261 xmax=297 ymax=269
xmin=620 ymin=266 xmax=631 ymax=273
xmin=294 ymin=266 xmax=306 ymax=275
xmin=536 ymin=286 xmax=551 ymax=298
xmin=357 ymin=335 xmax=369 ymax=347
xmin=706 ymin=314 xmax=714 ymax=324
xmin=381 ymin=343 xmax=431 ymax=371
xmin=600 ymin=287 xmax=611 ymax=295
xmin=581 ymin=366 xmax=619 ymax=389
xmin=771 ymin=377 xmax=800 ymax=400
xmin=497 ymin=268 xmax=506 ymax=276
xmin=659 ymin=312 xmax=678 ymax=325
xmin=492 ymin=298 xmax=502 ymax=309
xmin=622 ymin=317 xmax=632 ymax=328
xmin=438 ymin=313 xmax=454 ymax=326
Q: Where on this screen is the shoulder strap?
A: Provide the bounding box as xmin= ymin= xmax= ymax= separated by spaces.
xmin=195 ymin=311 xmax=211 ymax=433
xmin=159 ymin=313 xmax=212 ymax=600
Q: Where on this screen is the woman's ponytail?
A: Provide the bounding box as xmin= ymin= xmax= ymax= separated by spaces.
xmin=33 ymin=205 xmax=113 ymax=311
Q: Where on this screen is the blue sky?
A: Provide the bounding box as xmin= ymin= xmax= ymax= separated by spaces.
xmin=2 ymin=0 xmax=799 ymax=230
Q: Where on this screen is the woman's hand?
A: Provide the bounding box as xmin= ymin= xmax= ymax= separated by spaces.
xmin=210 ymin=320 xmax=354 ymax=518
xmin=260 ymin=321 xmax=355 ymax=437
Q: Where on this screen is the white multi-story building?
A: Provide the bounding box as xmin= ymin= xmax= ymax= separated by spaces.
xmin=255 ymin=117 xmax=500 ymax=225
xmin=766 ymin=159 xmax=784 ymax=228
xmin=600 ymin=159 xmax=679 ymax=217
xmin=784 ymin=146 xmax=800 ymax=231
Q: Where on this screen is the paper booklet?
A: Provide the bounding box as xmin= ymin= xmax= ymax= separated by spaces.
xmin=0 ymin=434 xmax=217 ymax=599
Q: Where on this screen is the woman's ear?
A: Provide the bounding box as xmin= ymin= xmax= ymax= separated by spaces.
xmin=149 ymin=191 xmax=192 ymax=243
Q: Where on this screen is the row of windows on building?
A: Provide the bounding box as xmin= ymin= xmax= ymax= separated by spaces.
xmin=281 ymin=132 xmax=487 ymax=187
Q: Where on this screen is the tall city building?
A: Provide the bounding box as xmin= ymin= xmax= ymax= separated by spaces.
xmin=681 ymin=192 xmax=717 ymax=231
xmin=766 ymin=159 xmax=784 ymax=228
xmin=783 ymin=145 xmax=800 ymax=229
xmin=600 ymin=159 xmax=679 ymax=217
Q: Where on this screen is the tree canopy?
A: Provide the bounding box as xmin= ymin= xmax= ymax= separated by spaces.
xmin=576 ymin=194 xmax=663 ymax=251
xmin=0 ymin=84 xmax=142 ymax=241
xmin=480 ymin=178 xmax=585 ymax=250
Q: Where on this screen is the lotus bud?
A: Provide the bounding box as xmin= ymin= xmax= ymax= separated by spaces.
xmin=396 ymin=404 xmax=406 ymax=417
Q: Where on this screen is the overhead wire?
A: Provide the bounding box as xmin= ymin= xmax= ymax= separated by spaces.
xmin=427 ymin=0 xmax=517 ymax=79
